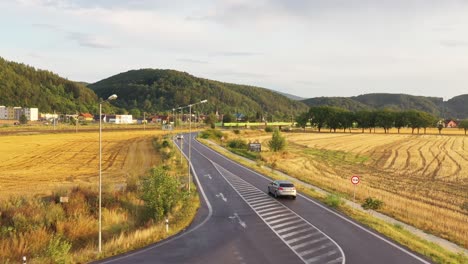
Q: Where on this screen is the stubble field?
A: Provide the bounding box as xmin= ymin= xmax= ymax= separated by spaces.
xmin=0 ymin=130 xmax=163 ymax=198
xmin=233 ymin=129 xmax=468 ymax=248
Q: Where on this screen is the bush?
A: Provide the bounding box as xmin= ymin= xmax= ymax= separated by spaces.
xmin=268 ymin=129 xmax=286 ymax=152
xmin=140 ymin=167 xmax=183 ymax=221
xmin=324 ymin=194 xmax=343 ymax=208
xmin=265 ymin=126 xmax=273 ymax=132
xmin=227 ymin=139 xmax=248 ymax=149
xmin=200 ymin=129 xmax=224 ymax=140
xmin=45 ymin=235 xmax=72 ymax=264
xmin=233 ymin=129 xmax=240 ymax=134
xmin=361 ymin=197 xmax=384 ymax=210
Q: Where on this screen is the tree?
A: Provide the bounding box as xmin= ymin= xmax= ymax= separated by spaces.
xmin=140 ymin=167 xmax=182 ymax=221
xmin=375 ymin=109 xmax=395 ymax=134
xmin=295 ymin=112 xmax=310 ymax=131
xmin=356 ymin=110 xmax=373 ymax=133
xmin=394 ymin=111 xmax=409 ymax=134
xmin=459 ymin=119 xmax=468 ymax=135
xmin=309 ymin=106 xmax=330 ymax=132
xmin=19 ymin=114 xmax=28 ymax=125
xmin=340 ymin=111 xmax=355 ymax=133
xmin=268 ymin=129 xmax=286 ymax=152
xmin=129 ymin=108 xmax=141 ymax=119
xmin=205 ymin=113 xmax=218 ymax=128
xmin=223 ymin=113 xmax=234 ymax=123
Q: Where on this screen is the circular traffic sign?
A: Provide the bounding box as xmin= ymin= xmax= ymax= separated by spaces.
xmin=351 ymin=175 xmax=360 ymax=185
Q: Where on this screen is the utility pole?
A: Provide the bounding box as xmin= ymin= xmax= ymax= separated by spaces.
xmin=143 ymin=112 xmax=146 ymax=130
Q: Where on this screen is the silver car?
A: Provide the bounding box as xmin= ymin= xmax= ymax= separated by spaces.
xmin=268 ymin=180 xmax=296 ymax=199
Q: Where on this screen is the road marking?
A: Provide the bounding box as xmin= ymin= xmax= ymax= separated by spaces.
xmin=193 ymin=139 xmax=432 ymax=264
xmin=305 ymin=250 xmax=338 ymax=263
xmin=284 ymin=232 xmax=319 ymax=244
xmin=216 ymin=193 xmax=227 ymax=202
xmin=326 ymin=257 xmax=345 ymax=264
xmin=268 ymin=215 xmax=298 ymax=225
xmin=204 ymin=174 xmax=212 ymax=180
xmin=270 ymin=219 xmax=304 ymax=229
xmin=229 ymin=213 xmax=247 ymax=228
xmin=263 ymin=213 xmax=294 ymax=221
xmin=298 ymin=242 xmax=333 ymax=257
xmin=292 ymin=237 xmax=327 ymax=250
xmin=281 ymin=228 xmax=316 ymax=239
xmin=210 ymin=162 xmax=345 ymax=264
xmin=258 ymin=208 xmax=285 ymax=217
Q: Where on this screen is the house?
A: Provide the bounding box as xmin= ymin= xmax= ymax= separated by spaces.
xmin=444 ymin=119 xmax=459 ymax=128
xmin=23 ymin=108 xmax=38 ymax=121
xmin=106 ymin=115 xmax=133 ymax=124
xmin=79 ymin=113 xmax=94 ymax=122
xmin=151 ymin=115 xmax=169 ymax=124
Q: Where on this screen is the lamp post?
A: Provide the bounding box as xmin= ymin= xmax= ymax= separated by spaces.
xmin=98 ymin=94 xmax=117 ymax=253
xmin=188 ymin=99 xmax=207 ymax=193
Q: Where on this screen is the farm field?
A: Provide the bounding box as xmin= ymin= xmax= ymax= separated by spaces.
xmin=0 ymin=130 xmax=165 ymax=198
xmin=230 ymin=129 xmax=468 ymax=248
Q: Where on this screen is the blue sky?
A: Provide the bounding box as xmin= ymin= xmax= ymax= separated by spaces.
xmin=1 ymin=0 xmax=467 ymax=100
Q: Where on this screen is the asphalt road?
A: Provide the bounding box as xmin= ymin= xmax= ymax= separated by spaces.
xmin=95 ymin=133 xmax=433 ymax=264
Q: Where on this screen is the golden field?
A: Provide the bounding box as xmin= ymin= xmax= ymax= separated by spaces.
xmin=230 ymin=128 xmax=468 ymax=248
xmin=0 ymin=130 xmax=164 ymax=198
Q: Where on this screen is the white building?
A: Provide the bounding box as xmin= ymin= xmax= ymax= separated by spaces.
xmin=115 ymin=115 xmax=133 ymax=124
xmin=23 ymin=108 xmax=39 ymax=121
xmin=0 ymin=106 xmax=6 ymax=119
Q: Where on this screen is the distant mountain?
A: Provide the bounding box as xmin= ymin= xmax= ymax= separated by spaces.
xmin=88 ymin=69 xmax=308 ymax=119
xmin=301 ymin=93 xmax=468 ymax=119
xmin=275 ymin=91 xmax=305 ymax=101
xmin=0 ymin=57 xmax=97 ymax=113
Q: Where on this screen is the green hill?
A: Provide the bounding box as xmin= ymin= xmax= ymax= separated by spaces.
xmin=0 ymin=57 xmax=97 ymax=113
xmin=88 ymin=69 xmax=308 ymax=119
xmin=301 ymin=93 xmax=467 ymax=119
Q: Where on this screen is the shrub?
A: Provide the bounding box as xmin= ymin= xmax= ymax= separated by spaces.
xmin=140 ymin=167 xmax=183 ymax=221
xmin=200 ymin=129 xmax=224 ymax=140
xmin=268 ymin=129 xmax=286 ymax=152
xmin=362 ymin=197 xmax=384 ymax=210
xmin=233 ymin=129 xmax=240 ymax=134
xmin=227 ymin=139 xmax=248 ymax=149
xmin=324 ymin=194 xmax=343 ymax=208
xmin=265 ymin=126 xmax=273 ymax=132
xmin=45 ymin=235 xmax=72 ymax=264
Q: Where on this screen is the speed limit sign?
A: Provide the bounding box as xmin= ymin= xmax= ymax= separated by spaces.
xmin=351 ymin=175 xmax=360 ymax=185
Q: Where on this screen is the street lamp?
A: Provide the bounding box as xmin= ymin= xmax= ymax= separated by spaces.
xmin=188 ymin=99 xmax=207 ymax=193
xmin=98 ymin=94 xmax=117 ymax=253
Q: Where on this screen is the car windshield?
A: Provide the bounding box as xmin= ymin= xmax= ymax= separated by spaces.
xmin=280 ymin=183 xmax=294 ymax=187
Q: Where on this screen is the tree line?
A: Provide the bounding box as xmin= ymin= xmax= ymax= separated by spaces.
xmin=295 ymin=106 xmax=468 ymax=134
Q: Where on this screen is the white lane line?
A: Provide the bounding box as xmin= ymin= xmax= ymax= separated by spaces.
xmin=276 ymin=223 xmax=310 ymax=234
xmin=249 ymin=200 xmax=275 ymax=207
xmin=284 ymin=232 xmax=319 ymax=244
xmin=256 ymin=206 xmax=284 ymax=213
xmin=270 ymin=219 xmax=304 ymax=229
xmin=247 ymin=197 xmax=271 ymax=204
xmin=292 ymin=237 xmax=328 ymax=250
xmin=268 ymin=215 xmax=299 ymax=225
xmin=326 ymin=257 xmax=344 ymax=264
xmin=263 ymin=213 xmax=294 ymax=221
xmin=298 ymin=243 xmax=333 ymax=257
xmin=259 ymin=209 xmax=285 ymax=217
xmin=281 ymin=228 xmax=316 ymax=239
xmin=252 ymin=203 xmax=279 ymax=210
xmin=306 ymin=250 xmax=338 ymax=263
xmin=237 ymin=189 xmax=259 ymax=194
xmin=194 ymin=139 xmax=432 ymax=264
xmin=243 ymin=193 xmax=265 ymax=199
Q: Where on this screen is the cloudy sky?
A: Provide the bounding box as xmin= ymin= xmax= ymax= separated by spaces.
xmin=1 ymin=0 xmax=467 ymax=100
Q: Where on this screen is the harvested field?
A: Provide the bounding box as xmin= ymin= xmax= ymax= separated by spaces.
xmin=0 ymin=130 xmax=164 ymax=198
xmin=233 ymin=130 xmax=468 ymax=248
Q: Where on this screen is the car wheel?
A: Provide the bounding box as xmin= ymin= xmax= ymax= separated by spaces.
xmin=292 ymin=196 xmax=296 ymax=200
xmin=268 ymin=187 xmax=271 ymax=195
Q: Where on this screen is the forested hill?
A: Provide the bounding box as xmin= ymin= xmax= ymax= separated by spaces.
xmin=89 ymin=69 xmax=308 ymax=119
xmin=302 ymin=93 xmax=468 ymax=119
xmin=0 ymin=57 xmax=97 ymax=113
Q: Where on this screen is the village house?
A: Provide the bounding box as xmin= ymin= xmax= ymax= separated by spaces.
xmin=0 ymin=106 xmax=38 ymax=121
xmin=444 ymin=119 xmax=459 ymax=128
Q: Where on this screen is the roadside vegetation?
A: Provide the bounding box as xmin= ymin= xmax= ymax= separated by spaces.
xmin=198 ymin=128 xmax=467 ymax=264
xmin=0 ymin=131 xmax=199 ymax=263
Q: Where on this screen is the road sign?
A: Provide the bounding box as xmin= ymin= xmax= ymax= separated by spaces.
xmin=351 ymin=175 xmax=360 ymax=185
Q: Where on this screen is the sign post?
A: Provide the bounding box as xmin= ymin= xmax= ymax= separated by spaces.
xmin=351 ymin=175 xmax=360 ymax=204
